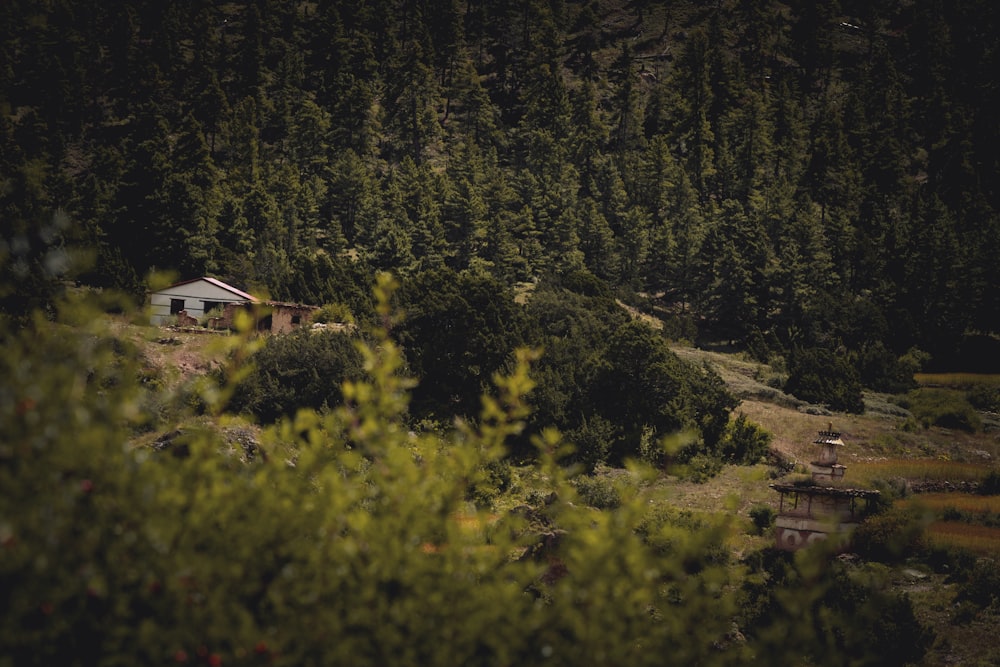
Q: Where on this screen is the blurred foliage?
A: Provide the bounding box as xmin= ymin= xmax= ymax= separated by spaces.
xmin=0 ymin=280 xmax=936 ymax=666
xmin=739 ymin=549 xmax=934 ymax=667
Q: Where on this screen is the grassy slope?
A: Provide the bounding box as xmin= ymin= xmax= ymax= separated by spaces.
xmin=667 ymin=343 xmax=1000 ymax=667
xmin=129 ymin=315 xmax=1000 ymax=665
xmin=672 ymin=343 xmax=1000 ymax=467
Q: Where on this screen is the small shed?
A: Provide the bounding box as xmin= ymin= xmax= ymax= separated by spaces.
xmin=149 ymin=277 xmax=257 ymax=326
xmin=219 ymin=301 xmax=319 ymax=334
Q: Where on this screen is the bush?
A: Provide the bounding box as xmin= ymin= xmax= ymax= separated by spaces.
xmin=978 ymin=470 xmax=1000 ymax=496
xmin=922 ymin=543 xmax=977 ymax=576
xmin=784 ymin=347 xmax=865 ymax=414
xmin=738 ymin=553 xmax=934 ymax=667
xmin=718 ymin=413 xmax=772 ymax=464
xmin=227 ymin=327 xmax=366 ymax=422
xmin=469 ymin=458 xmax=514 ymax=508
xmin=564 ymin=415 xmax=616 ymax=471
xmin=573 ymin=473 xmax=622 ymax=509
xmin=968 ymin=384 xmax=1000 ymax=412
xmin=672 ymin=453 xmax=724 ymax=483
xmin=311 ymin=301 xmax=356 ymax=325
xmin=899 ymin=388 xmax=982 ymax=432
xmin=749 ymin=504 xmax=776 ymax=535
xmin=955 ymin=558 xmax=1000 ymax=610
xmin=852 ymin=508 xmax=928 ymax=562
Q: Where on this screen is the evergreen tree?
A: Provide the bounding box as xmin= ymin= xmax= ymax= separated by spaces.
xmin=396 ymin=267 xmax=526 ymax=420
xmin=392 ymin=157 xmax=449 ymax=270
xmin=696 ymin=200 xmax=774 ymax=343
xmin=382 ymin=37 xmax=442 ymax=163
xmin=609 ymin=43 xmax=644 ymax=154
xmin=670 ymin=28 xmax=716 ymax=200
xmin=444 ymin=53 xmax=504 ymax=152
xmin=172 ymin=113 xmax=223 ymax=276
xmin=569 ymin=80 xmax=608 ymax=190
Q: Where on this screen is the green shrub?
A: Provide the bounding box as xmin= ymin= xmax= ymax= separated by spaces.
xmin=469 ymin=458 xmax=514 ymax=508
xmin=227 ymin=326 xmax=366 ymax=422
xmin=922 ymin=543 xmax=977 ymax=576
xmin=672 ymin=453 xmax=724 ymax=483
xmin=955 ymin=558 xmax=1000 ymax=610
xmin=718 ymin=413 xmax=772 ymax=464
xmin=852 ymin=508 xmax=928 ymax=562
xmin=311 ymin=301 xmax=355 ymax=325
xmin=900 ymin=388 xmax=982 ymax=432
xmin=564 ymin=414 xmax=616 ymax=471
xmin=784 ymin=347 xmax=865 ymax=413
xmin=978 ymin=470 xmax=1000 ymax=496
xmin=738 ymin=553 xmax=934 ymax=666
xmin=749 ymin=504 xmax=776 ymax=535
xmin=573 ymin=473 xmax=622 ymax=509
xmin=968 ymin=385 xmax=1000 ymax=412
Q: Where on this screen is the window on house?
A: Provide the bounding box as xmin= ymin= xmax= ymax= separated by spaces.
xmin=291 ymin=315 xmax=301 ymax=325
xmin=202 ymin=301 xmax=224 ymax=315
xmin=170 ymin=298 xmax=185 ymax=314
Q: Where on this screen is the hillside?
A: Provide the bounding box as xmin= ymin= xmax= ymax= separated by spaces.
xmin=132 ymin=314 xmax=1000 ymax=664
xmin=5 ymin=0 xmax=1000 ymax=366
xmin=5 ymin=0 xmax=1000 ymax=661
xmin=673 ymin=343 xmax=1000 ymax=466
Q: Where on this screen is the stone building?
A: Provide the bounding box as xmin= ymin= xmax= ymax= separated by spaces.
xmin=150 ymin=277 xmax=317 ymax=334
xmin=769 ymin=425 xmax=880 ymax=551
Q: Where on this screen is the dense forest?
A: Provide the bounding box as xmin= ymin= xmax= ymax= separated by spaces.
xmin=7 ymin=0 xmax=1000 ymax=465
xmin=4 ymin=1 xmax=1000 ymax=663
xmin=4 ymin=0 xmax=1000 ymax=358
xmin=3 ymin=0 xmax=1000 ymax=436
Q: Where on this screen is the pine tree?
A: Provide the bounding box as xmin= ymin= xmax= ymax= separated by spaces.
xmin=393 ymin=157 xmax=449 ymax=269
xmin=696 ymin=200 xmax=774 ymax=343
xmin=382 ymin=37 xmax=442 ymax=163
xmin=670 ymin=28 xmax=716 ymax=200
xmin=609 ymin=43 xmax=644 ymax=154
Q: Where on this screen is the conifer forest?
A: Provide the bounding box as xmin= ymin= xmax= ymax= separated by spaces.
xmin=3 ymin=1 xmax=1000 ymax=665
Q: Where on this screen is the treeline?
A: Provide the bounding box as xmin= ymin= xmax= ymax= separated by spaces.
xmin=3 ymin=0 xmax=1000 ymax=371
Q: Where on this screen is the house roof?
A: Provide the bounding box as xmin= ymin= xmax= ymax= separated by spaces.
xmin=159 ymin=277 xmax=259 ymax=302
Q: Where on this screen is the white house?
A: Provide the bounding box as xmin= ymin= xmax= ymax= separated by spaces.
xmin=149 ymin=277 xmax=258 ymax=325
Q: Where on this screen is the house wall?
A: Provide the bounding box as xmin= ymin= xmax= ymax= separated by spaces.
xmin=784 ymin=493 xmax=855 ymax=520
xmin=150 ymin=280 xmax=253 ymax=325
xmin=218 ymin=302 xmax=317 ymax=333
xmin=773 ymin=490 xmax=872 ymax=552
xmin=269 ymin=305 xmax=316 ymax=334
xmin=774 ymin=515 xmax=858 ymax=551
